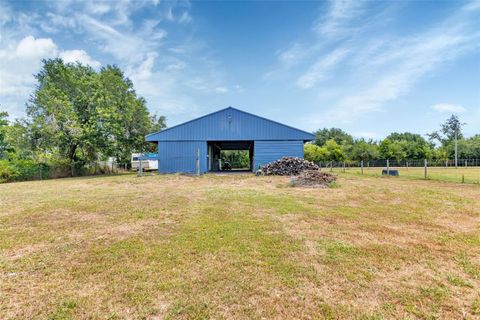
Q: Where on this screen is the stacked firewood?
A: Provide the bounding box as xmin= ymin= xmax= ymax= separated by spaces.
xmin=257 ymin=157 xmax=320 ymax=176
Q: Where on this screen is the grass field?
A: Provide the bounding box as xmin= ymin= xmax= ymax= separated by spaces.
xmin=329 ymin=166 xmax=480 ymax=184
xmin=1 ymin=173 xmax=479 ymax=319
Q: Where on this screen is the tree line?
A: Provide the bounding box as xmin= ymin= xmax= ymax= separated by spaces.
xmin=0 ymin=59 xmax=166 ymax=182
xmin=304 ymin=116 xmax=479 ymax=163
xmin=1 ymin=58 xmax=479 ymax=182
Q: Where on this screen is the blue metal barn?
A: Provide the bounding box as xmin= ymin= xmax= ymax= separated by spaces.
xmin=146 ymin=107 xmax=315 ymax=173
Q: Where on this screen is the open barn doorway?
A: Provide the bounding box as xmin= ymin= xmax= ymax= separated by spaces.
xmin=207 ymin=141 xmax=254 ymax=172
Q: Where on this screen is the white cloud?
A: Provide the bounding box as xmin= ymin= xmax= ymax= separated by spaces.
xmin=431 ymin=103 xmax=466 ymax=113
xmin=1 ymin=0 xmax=231 ymax=123
xmin=178 ymin=11 xmax=192 ymax=24
xmin=166 ymin=60 xmax=186 ymax=70
xmin=78 ymin=14 xmax=166 ymax=64
xmin=296 ymin=48 xmax=349 ymax=89
xmin=214 ymin=86 xmax=228 ymax=93
xmin=0 ymin=36 xmax=58 ymax=97
xmin=127 ymin=52 xmax=157 ymax=82
xmin=60 ymin=49 xmax=101 ymax=68
xmin=0 ymin=35 xmax=100 ymax=117
xmin=265 ymin=0 xmax=367 ymax=81
xmin=278 ymin=43 xmax=306 ymax=66
xmin=15 ymin=35 xmax=58 ymax=58
xmin=314 ymin=0 xmax=365 ymax=38
xmin=331 ymin=19 xmax=480 ymax=119
xmin=287 ymin=0 xmax=480 ymax=123
xmin=0 ymin=2 xmax=13 ymax=27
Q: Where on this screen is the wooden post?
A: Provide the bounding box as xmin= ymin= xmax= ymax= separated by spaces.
xmin=386 ymin=159 xmax=390 ymax=176
xmin=138 ymin=157 xmax=143 ymax=177
xmin=343 ymin=161 xmax=345 ymax=173
xmin=455 ymin=128 xmax=458 ymax=168
xmin=330 ymin=161 xmax=333 ymax=172
xmin=196 ymin=148 xmax=200 ymax=176
xmin=424 ymin=159 xmax=427 ymax=180
xmin=361 ymin=160 xmax=364 ymax=174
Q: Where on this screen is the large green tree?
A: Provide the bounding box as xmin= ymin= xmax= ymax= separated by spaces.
xmin=3 ymin=118 xmax=36 ymax=160
xmin=95 ymin=65 xmax=155 ymax=165
xmin=27 ymin=59 xmax=98 ymax=171
xmin=304 ymin=143 xmax=327 ymax=162
xmin=314 ymin=128 xmax=353 ymax=146
xmin=26 ymin=59 xmax=163 ymax=173
xmin=379 ymin=138 xmax=407 ymax=160
xmin=385 ymin=132 xmax=433 ymax=159
xmin=0 ymin=111 xmax=9 ymax=159
xmin=348 ymin=139 xmax=379 ymax=161
xmin=428 ymin=114 xmax=465 ymax=146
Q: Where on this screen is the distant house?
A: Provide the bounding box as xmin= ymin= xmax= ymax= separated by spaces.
xmin=146 ymin=106 xmax=314 ymax=173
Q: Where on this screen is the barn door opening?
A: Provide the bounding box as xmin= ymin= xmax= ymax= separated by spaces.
xmin=207 ymin=141 xmax=254 ymax=172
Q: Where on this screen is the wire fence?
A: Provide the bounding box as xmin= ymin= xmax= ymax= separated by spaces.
xmin=0 ymin=159 xmax=124 ymax=183
xmin=316 ymin=159 xmax=480 ymax=184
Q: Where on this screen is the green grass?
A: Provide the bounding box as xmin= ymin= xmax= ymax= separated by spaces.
xmin=329 ymin=166 xmax=480 ymax=184
xmin=0 ymin=173 xmax=479 ymax=319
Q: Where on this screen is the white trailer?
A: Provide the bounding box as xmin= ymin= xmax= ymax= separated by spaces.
xmin=131 ymin=153 xmax=158 ymax=171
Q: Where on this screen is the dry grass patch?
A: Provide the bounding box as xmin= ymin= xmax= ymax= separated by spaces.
xmin=0 ymin=173 xmax=479 ymax=319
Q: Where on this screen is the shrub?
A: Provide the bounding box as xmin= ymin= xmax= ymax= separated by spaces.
xmin=0 ymin=159 xmax=52 ymax=182
xmin=0 ymin=160 xmax=17 ymax=183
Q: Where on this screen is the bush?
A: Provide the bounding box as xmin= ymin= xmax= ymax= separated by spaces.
xmin=13 ymin=159 xmax=42 ymax=181
xmin=0 ymin=158 xmax=119 ymax=183
xmin=0 ymin=160 xmax=17 ymax=183
xmin=0 ymin=159 xmax=53 ymax=182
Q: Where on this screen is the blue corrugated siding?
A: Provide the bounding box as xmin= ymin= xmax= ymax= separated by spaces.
xmin=146 ymin=107 xmax=315 ymax=142
xmin=254 ymin=140 xmax=304 ymax=170
xmin=158 ymin=141 xmax=207 ymax=173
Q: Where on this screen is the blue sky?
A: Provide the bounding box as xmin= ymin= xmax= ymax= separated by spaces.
xmin=1 ymin=0 xmax=479 ymax=139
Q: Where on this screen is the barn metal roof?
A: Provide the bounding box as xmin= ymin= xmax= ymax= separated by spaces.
xmin=145 ymin=107 xmax=315 ymax=142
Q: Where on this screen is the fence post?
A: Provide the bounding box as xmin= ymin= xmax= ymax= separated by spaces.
xmin=138 ymin=158 xmax=143 ymax=177
xmin=386 ymin=159 xmax=389 ymax=176
xmin=424 ymin=159 xmax=427 ymax=180
xmin=343 ymin=161 xmax=345 ymax=173
xmin=196 ymin=148 xmax=200 ymax=176
xmin=330 ymin=161 xmax=333 ymax=172
xmin=361 ymin=160 xmax=364 ymax=174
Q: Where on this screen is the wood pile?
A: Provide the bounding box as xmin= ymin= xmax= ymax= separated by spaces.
xmin=257 ymin=157 xmax=320 ymax=176
xmin=290 ymin=170 xmax=337 ymax=187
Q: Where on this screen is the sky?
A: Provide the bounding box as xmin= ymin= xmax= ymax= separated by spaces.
xmin=0 ymin=0 xmax=479 ymax=139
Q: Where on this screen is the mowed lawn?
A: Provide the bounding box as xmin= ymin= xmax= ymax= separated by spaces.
xmin=331 ymin=166 xmax=480 ymax=184
xmin=1 ymin=174 xmax=479 ymax=319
